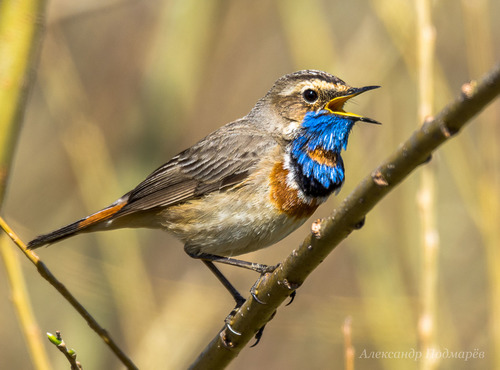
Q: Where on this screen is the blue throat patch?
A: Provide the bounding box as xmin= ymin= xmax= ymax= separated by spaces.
xmin=290 ymin=110 xmax=355 ymax=197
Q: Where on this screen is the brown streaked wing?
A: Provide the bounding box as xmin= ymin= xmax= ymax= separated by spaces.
xmin=117 ymin=120 xmax=277 ymax=213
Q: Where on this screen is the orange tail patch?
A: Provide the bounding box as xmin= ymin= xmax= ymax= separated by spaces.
xmin=78 ymin=202 xmax=126 ymax=229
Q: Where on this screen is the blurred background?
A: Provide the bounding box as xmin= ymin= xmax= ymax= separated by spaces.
xmin=1 ymin=0 xmax=500 ymax=369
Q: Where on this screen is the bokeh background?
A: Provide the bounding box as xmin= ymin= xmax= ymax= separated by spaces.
xmin=2 ymin=0 xmax=500 ymax=369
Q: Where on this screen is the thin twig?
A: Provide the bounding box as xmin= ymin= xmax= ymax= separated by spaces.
xmin=47 ymin=331 xmax=82 ymax=370
xmin=0 ymin=217 xmax=139 ymax=370
xmin=189 ymin=63 xmax=500 ymax=369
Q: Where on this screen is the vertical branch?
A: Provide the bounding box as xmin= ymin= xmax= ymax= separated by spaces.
xmin=0 ymin=1 xmax=50 ymax=369
xmin=343 ymin=317 xmax=354 ymax=370
xmin=0 ymin=0 xmax=46 ymax=203
xmin=416 ymin=0 xmax=438 ymax=369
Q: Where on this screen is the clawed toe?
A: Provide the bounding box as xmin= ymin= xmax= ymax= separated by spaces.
xmin=225 ymin=321 xmax=242 ymax=336
xmin=250 ymin=324 xmax=266 ymax=347
xmin=286 ymin=290 xmax=296 ymax=306
xmin=251 ymin=290 xmax=266 ymax=304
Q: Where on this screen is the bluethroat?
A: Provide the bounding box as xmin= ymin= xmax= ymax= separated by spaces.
xmin=28 ymin=70 xmax=380 ymax=305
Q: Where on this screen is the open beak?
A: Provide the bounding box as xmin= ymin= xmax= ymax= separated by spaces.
xmin=324 ymin=85 xmax=381 ymax=124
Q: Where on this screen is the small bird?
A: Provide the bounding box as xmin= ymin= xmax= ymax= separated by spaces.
xmin=28 ymin=70 xmax=379 ymax=305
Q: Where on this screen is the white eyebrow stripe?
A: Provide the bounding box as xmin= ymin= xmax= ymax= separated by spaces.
xmin=279 ymin=80 xmax=349 ymax=96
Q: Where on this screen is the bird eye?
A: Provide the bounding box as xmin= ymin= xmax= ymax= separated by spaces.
xmin=302 ymin=89 xmax=319 ymax=103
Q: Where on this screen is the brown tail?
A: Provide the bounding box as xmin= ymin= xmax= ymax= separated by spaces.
xmin=27 ymin=201 xmax=127 ymax=249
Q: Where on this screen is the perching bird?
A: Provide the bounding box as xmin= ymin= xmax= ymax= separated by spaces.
xmin=28 ymin=70 xmax=380 ymax=305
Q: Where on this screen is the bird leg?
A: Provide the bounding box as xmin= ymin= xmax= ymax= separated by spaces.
xmin=187 ymin=252 xmax=292 ymax=346
xmin=189 ymin=251 xmax=277 ymax=274
xmin=201 ymin=260 xmax=245 ymax=307
xmin=186 ymin=250 xmax=278 ymax=301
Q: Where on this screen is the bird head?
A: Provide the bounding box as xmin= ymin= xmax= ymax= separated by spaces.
xmin=252 ymin=70 xmax=381 ymax=198
xmin=255 ymin=70 xmax=380 ymax=142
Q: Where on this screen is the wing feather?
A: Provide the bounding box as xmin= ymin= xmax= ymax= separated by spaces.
xmin=118 ymin=120 xmax=277 ymax=213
